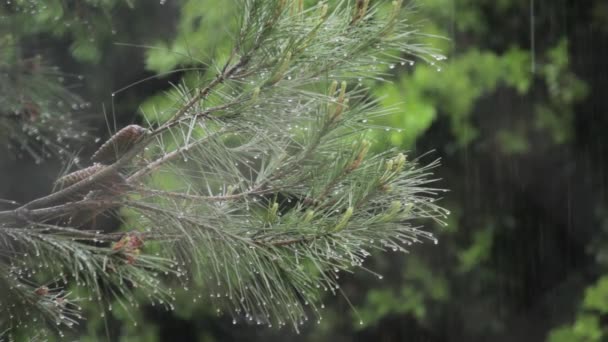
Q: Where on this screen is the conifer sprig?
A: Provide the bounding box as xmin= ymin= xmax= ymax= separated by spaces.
xmin=0 ymin=0 xmax=447 ymax=335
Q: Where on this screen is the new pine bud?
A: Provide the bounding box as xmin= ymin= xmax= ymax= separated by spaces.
xmin=347 ymin=139 xmax=369 ymax=172
xmin=385 ymin=159 xmax=394 ymax=172
xmin=112 ymin=232 xmax=144 ymax=265
xmin=380 ymin=184 xmax=393 ymax=192
xmin=333 ymin=206 xmax=354 ymax=232
xmin=351 ymin=0 xmax=370 ymax=25
xmin=385 ymin=0 xmax=404 ymax=34
xmin=394 ymin=153 xmax=406 ymax=172
xmin=381 ymin=201 xmax=402 ymax=222
xmin=328 ymin=80 xmax=338 ymax=97
xmin=267 ymin=202 xmax=279 ymax=223
xmin=319 ymin=3 xmax=328 ymax=20
xmin=303 ymin=209 xmax=315 ymax=223
xmin=34 ymin=286 xmax=49 ymax=296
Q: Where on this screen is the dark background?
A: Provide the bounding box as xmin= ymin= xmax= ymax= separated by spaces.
xmin=1 ymin=0 xmax=607 ymax=341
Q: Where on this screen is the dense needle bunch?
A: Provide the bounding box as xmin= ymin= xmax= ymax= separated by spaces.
xmin=0 ymin=0 xmax=448 ymax=336
xmin=0 ymin=39 xmax=88 ymax=162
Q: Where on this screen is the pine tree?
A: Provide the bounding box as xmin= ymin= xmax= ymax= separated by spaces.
xmin=0 ymin=0 xmax=448 ymax=337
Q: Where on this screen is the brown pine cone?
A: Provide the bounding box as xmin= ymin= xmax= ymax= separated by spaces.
xmin=54 ymin=163 xmax=126 ymax=193
xmin=91 ymin=124 xmax=149 ymax=163
xmin=54 ymin=164 xmax=105 ymax=189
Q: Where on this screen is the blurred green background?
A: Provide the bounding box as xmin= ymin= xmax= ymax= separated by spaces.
xmin=2 ymin=0 xmax=607 ymax=341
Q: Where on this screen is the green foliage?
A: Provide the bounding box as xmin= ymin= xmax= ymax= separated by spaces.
xmin=134 ymin=0 xmax=595 ymax=340
xmin=357 ymin=256 xmax=448 ymax=328
xmin=370 ymin=48 xmax=532 ymax=147
xmin=1 ymin=0 xmax=603 ymax=340
xmin=0 ymin=0 xmax=448 ymax=338
xmin=145 ymin=0 xmax=236 ymax=73
xmin=126 ymin=1 xmax=597 ymax=340
xmin=0 ymin=35 xmax=87 ymax=161
xmin=546 ymin=203 xmax=608 ymax=341
xmin=457 ymin=227 xmax=493 ymax=273
xmin=548 ymin=314 xmax=604 ymax=342
xmin=366 ymin=5 xmax=587 ymax=153
xmin=1 ymin=0 xmax=132 ymax=63
xmin=535 ymin=39 xmax=589 ymax=144
xmin=583 ymin=276 xmax=608 ymax=314
xmin=496 ymin=129 xmax=530 ymax=154
xmin=139 ymin=72 xmax=212 ymax=124
xmin=548 ymin=276 xmax=608 ymax=342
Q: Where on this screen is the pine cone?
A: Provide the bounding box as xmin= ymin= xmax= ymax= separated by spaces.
xmin=55 ymin=164 xmax=104 ymax=189
xmin=34 ymin=286 xmax=49 ymax=296
xmin=91 ymin=124 xmax=149 ymax=163
xmin=54 ymin=163 xmax=125 ymax=193
xmin=112 ymin=232 xmax=144 ymax=264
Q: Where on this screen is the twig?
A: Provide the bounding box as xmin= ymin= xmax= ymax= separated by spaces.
xmin=160 ymin=55 xmax=250 ymax=129
xmin=3 ymin=57 xmax=247 ymax=215
xmin=0 ymin=199 xmax=19 ymax=207
xmin=17 ymin=140 xmax=147 ymax=211
xmin=0 ymin=198 xmax=124 ymax=224
xmin=3 ymin=223 xmax=179 ymax=243
xmin=127 ymin=135 xmax=213 ymax=182
xmin=133 ymin=187 xmax=269 ymax=202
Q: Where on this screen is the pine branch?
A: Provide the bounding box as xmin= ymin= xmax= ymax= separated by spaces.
xmin=1 ymin=0 xmax=448 ymax=334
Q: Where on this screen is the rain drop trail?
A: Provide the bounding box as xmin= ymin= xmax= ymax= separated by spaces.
xmin=530 ymin=0 xmax=536 ymax=73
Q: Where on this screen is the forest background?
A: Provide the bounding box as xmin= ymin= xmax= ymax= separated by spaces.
xmin=1 ymin=0 xmax=607 ymax=341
